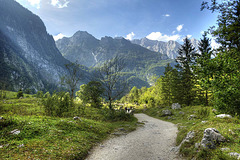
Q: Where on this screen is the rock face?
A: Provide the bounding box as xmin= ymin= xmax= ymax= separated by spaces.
xmin=0 ymin=0 xmax=70 ymax=91
xmin=200 ymin=128 xmax=225 ymax=149
xmin=132 ymin=38 xmax=181 ymax=59
xmin=172 ymin=103 xmax=181 ymax=109
xmin=132 ymin=37 xmax=199 ymax=59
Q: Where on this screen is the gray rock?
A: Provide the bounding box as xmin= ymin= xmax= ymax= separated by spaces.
xmin=172 ymin=131 xmax=195 ymax=152
xmin=229 ymin=152 xmax=240 ymax=159
xmin=179 ymin=111 xmax=185 ymax=115
xmin=188 ymin=115 xmax=196 ymax=120
xmin=212 ymin=109 xmax=217 ymax=112
xmin=195 ymin=143 xmax=200 ymax=149
xmin=216 ymin=114 xmax=232 ymax=118
xmin=172 ymin=103 xmax=181 ymax=109
xmin=201 ymin=121 xmax=207 ymax=123
xmin=18 ymin=144 xmax=24 ymax=148
xmin=221 ymin=148 xmax=230 ymax=151
xmin=73 ymin=116 xmax=82 ymax=121
xmin=200 ymin=128 xmax=225 ymax=149
xmin=167 ymin=116 xmax=172 ymax=120
xmin=10 ymin=129 xmax=20 ymax=135
xmin=0 ymin=117 xmax=4 ymax=120
xmin=162 ymin=110 xmax=172 ymax=116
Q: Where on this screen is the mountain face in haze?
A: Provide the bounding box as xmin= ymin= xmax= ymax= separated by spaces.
xmin=131 ymin=37 xmax=199 ymax=59
xmin=56 ymin=31 xmax=169 ymax=68
xmin=131 ymin=38 xmax=181 ymax=59
xmin=56 ymin=31 xmax=172 ymax=84
xmin=0 ymin=0 xmax=70 ymax=91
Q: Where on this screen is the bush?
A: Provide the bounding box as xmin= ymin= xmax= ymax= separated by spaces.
xmin=17 ymin=89 xmax=24 ymax=99
xmin=101 ymin=108 xmax=134 ymax=121
xmin=42 ymin=92 xmax=73 ymax=117
xmin=36 ymin=91 xmax=43 ymax=98
xmin=0 ymin=90 xmax=6 ymax=99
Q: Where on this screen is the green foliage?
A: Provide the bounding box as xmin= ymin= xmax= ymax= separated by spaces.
xmin=0 ymin=89 xmax=6 ymax=99
xmin=17 ymin=89 xmax=24 ymax=99
xmin=36 ymin=91 xmax=43 ymax=98
xmin=42 ymin=92 xmax=73 ymax=117
xmin=101 ymin=108 xmax=134 ymax=121
xmin=76 ymin=81 xmax=104 ymax=108
xmin=201 ymin=0 xmax=240 ymax=115
xmin=197 ymin=107 xmax=210 ymax=118
xmin=194 ymin=33 xmax=213 ymax=106
xmin=175 ymin=37 xmax=198 ymax=106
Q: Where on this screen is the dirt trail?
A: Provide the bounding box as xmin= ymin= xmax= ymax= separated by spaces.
xmin=86 ymin=113 xmax=181 ymax=160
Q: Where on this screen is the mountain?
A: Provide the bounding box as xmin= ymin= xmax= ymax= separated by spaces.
xmin=56 ymin=31 xmax=173 ymax=85
xmin=131 ymin=37 xmax=200 ymax=59
xmin=131 ymin=38 xmax=181 ymax=59
xmin=0 ymin=0 xmax=71 ymax=91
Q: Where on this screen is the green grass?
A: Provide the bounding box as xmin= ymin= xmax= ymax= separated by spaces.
xmin=0 ymin=91 xmax=138 ymax=160
xmin=141 ymin=105 xmax=240 ymax=160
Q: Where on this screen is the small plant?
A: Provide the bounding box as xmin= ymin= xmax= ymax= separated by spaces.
xmin=0 ymin=90 xmax=6 ymax=99
xmin=17 ymin=89 xmax=24 ymax=99
xmin=197 ymin=107 xmax=210 ymax=118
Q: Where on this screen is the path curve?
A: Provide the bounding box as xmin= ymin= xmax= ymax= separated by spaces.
xmin=86 ymin=113 xmax=181 ymax=160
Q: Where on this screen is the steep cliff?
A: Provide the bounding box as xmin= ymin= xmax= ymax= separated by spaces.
xmin=0 ymin=0 xmax=70 ymax=91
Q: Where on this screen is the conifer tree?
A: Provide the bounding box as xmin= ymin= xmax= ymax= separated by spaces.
xmin=175 ymin=37 xmax=198 ymax=106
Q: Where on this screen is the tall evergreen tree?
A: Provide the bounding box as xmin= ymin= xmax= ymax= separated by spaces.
xmin=195 ymin=33 xmax=213 ymax=106
xmin=175 ymin=37 xmax=198 ymax=106
xmin=201 ymin=0 xmax=240 ymax=114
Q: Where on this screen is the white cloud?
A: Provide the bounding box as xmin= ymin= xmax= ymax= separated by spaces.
xmin=172 ymin=31 xmax=176 ymax=34
xmin=146 ymin=32 xmax=181 ymax=42
xmin=176 ymin=24 xmax=184 ymax=32
xmin=163 ymin=14 xmax=170 ymax=17
xmin=53 ymin=33 xmax=66 ymax=41
xmin=187 ymin=35 xmax=192 ymax=38
xmin=51 ymin=0 xmax=69 ymax=8
xmin=27 ymin=0 xmax=41 ymax=9
xmin=125 ymin=32 xmax=135 ymax=40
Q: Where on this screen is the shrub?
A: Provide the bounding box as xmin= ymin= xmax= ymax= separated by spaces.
xmin=101 ymin=107 xmax=134 ymax=121
xmin=42 ymin=92 xmax=73 ymax=117
xmin=0 ymin=90 xmax=6 ymax=99
xmin=17 ymin=89 xmax=24 ymax=99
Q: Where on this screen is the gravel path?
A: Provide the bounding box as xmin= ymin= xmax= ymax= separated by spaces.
xmin=86 ymin=113 xmax=181 ymax=160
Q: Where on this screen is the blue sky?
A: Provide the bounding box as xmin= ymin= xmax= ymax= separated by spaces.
xmin=16 ymin=0 xmax=218 ymax=44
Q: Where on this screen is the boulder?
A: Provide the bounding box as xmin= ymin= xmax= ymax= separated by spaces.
xmin=10 ymin=129 xmax=20 ymax=135
xmin=172 ymin=103 xmax=181 ymax=109
xmin=162 ymin=110 xmax=172 ymax=116
xmin=200 ymin=128 xmax=225 ymax=149
xmin=73 ymin=116 xmax=82 ymax=121
xmin=171 ymin=131 xmax=195 ymax=152
xmin=216 ymin=114 xmax=232 ymax=118
xmin=229 ymin=152 xmax=240 ymax=159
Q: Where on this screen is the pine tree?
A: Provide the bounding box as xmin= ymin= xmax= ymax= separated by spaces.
xmin=175 ymin=37 xmax=198 ymax=106
xmin=195 ymin=33 xmax=213 ymax=106
xmin=201 ymin=0 xmax=240 ymax=114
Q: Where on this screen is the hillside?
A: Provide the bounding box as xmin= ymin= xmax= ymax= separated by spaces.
xmin=0 ymin=0 xmax=71 ymax=92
